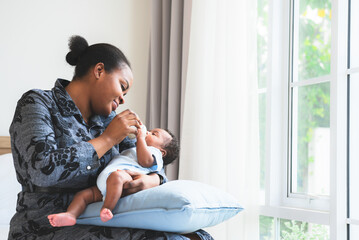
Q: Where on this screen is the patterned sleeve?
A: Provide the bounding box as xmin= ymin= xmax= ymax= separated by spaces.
xmin=10 ymin=90 xmax=98 ymax=187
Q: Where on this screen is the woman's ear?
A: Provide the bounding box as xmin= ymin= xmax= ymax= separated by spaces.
xmin=94 ymin=63 xmax=104 ymax=79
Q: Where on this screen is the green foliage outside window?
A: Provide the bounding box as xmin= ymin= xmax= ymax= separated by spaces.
xmin=259 ymin=216 xmax=329 ymax=240
xmin=280 ymin=219 xmax=329 ymax=240
xmin=295 ymin=0 xmax=331 ymax=194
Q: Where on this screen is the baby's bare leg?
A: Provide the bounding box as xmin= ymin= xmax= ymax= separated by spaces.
xmin=48 ymin=186 xmax=103 ymax=227
xmin=100 ymin=170 xmax=132 ymax=222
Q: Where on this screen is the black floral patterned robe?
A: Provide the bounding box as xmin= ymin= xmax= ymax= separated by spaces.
xmin=8 ymin=79 xmax=213 ymax=240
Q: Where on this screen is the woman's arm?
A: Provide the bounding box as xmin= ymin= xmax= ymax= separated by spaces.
xmin=10 ymin=91 xmax=98 ymax=187
xmin=122 ymin=171 xmax=161 ymax=196
xmin=10 ymin=91 xmax=140 ymax=187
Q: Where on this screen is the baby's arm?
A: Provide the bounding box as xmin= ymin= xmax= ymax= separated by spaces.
xmin=136 ymin=126 xmax=155 ymax=168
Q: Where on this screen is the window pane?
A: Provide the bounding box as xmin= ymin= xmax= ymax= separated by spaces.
xmin=280 ymin=219 xmax=329 ymax=239
xmin=291 ymin=82 xmax=330 ymax=195
xmin=260 ymin=216 xmax=275 ymax=240
xmin=349 ymin=73 xmax=359 ymax=218
xmin=294 ymin=0 xmax=331 ymax=81
xmin=350 ymin=0 xmax=359 ymax=68
xmin=350 ymin=224 xmax=359 ymax=240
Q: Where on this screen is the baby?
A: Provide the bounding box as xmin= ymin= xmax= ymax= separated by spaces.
xmin=48 ymin=125 xmax=179 ymax=227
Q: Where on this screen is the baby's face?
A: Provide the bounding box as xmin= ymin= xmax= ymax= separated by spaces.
xmin=145 ymin=128 xmax=172 ymax=149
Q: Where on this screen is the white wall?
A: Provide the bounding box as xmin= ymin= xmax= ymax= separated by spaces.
xmin=0 ymin=0 xmax=151 ymax=135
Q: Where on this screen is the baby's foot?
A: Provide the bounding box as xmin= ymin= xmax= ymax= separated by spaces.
xmin=100 ymin=208 xmax=113 ymax=222
xmin=48 ymin=213 xmax=76 ymax=227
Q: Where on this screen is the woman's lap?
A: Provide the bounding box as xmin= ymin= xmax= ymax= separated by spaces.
xmin=9 ymin=223 xmax=213 ymax=240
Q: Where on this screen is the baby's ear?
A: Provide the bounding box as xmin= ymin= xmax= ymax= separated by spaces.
xmin=160 ymin=149 xmax=167 ymax=157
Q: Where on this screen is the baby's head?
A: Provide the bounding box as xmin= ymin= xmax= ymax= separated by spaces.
xmin=145 ymin=128 xmax=179 ymax=165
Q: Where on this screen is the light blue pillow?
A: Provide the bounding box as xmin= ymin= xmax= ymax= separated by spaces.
xmin=77 ymin=180 xmax=243 ymax=233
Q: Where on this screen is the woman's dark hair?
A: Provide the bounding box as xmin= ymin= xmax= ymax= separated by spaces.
xmin=162 ymin=129 xmax=180 ymax=166
xmin=66 ymin=35 xmax=131 ymax=79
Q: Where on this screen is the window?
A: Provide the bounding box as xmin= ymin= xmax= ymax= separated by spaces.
xmin=288 ymin=0 xmax=331 ymax=203
xmin=258 ymin=0 xmax=349 ymax=239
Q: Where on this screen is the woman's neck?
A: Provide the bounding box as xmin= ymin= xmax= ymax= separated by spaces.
xmin=65 ymin=79 xmax=92 ymax=124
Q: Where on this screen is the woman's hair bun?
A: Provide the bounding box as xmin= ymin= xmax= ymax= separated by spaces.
xmin=66 ymin=35 xmax=89 ymax=66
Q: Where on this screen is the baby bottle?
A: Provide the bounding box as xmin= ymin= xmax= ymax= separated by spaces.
xmin=128 ymin=125 xmax=147 ymax=139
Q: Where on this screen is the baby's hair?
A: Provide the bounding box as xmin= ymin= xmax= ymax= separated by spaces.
xmin=66 ymin=35 xmax=131 ymax=79
xmin=162 ymin=129 xmax=180 ymax=165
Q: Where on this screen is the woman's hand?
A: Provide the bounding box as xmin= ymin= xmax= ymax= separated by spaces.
xmin=122 ymin=171 xmax=160 ymax=196
xmin=89 ymin=109 xmax=141 ymax=158
xmin=104 ymin=109 xmax=141 ymax=145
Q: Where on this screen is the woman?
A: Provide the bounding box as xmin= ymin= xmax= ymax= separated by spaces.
xmin=9 ymin=36 xmax=212 ymax=240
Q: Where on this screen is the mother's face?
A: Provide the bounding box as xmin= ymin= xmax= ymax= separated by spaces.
xmin=91 ymin=64 xmax=133 ymax=116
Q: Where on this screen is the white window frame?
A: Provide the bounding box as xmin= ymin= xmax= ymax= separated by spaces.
xmin=329 ymin=0 xmax=348 ymax=239
xmin=259 ymin=0 xmax=349 ymax=239
xmin=347 ymin=70 xmax=359 ymax=237
xmin=346 ymin=0 xmax=359 ymax=237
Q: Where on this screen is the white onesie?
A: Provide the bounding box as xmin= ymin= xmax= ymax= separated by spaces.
xmin=96 ymin=146 xmax=163 ymax=197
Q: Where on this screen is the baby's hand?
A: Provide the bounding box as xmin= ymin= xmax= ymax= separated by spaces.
xmin=128 ymin=126 xmax=138 ymax=139
xmin=136 ymin=125 xmax=147 ymax=139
